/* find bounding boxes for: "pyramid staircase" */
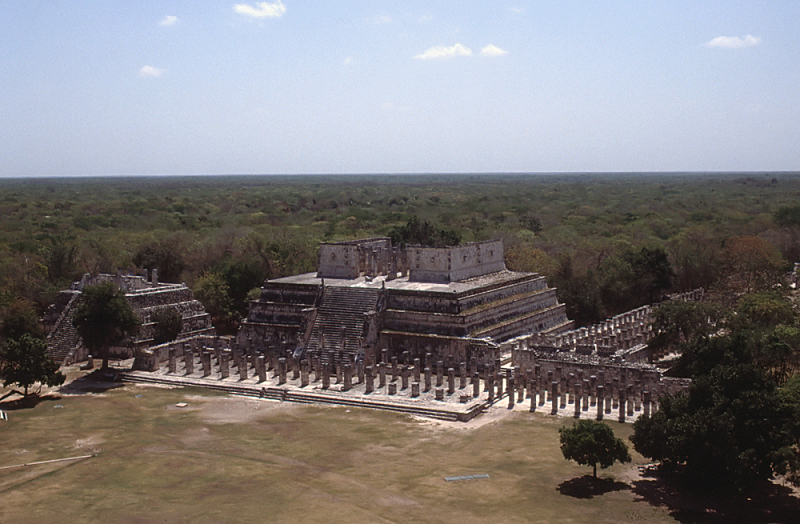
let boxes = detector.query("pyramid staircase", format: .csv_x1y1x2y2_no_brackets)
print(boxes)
46,292,83,365
305,286,380,356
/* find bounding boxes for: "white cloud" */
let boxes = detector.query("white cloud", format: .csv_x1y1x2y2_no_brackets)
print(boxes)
414,43,472,60
139,65,165,78
234,1,286,19
508,7,524,14
418,13,434,24
705,34,761,49
343,56,353,66
480,44,508,57
159,15,178,27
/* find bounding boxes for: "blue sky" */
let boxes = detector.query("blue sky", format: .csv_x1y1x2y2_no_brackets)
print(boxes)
2,1,798,176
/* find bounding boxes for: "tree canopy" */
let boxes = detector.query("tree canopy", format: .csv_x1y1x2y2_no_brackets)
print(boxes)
559,419,631,478
634,290,800,490
72,282,140,369
0,333,65,396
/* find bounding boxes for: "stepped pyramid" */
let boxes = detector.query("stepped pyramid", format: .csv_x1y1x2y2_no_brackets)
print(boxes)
239,238,572,366
45,272,215,365
306,286,379,354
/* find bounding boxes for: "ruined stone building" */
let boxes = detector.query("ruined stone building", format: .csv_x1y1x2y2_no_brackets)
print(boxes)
45,271,214,365
237,238,573,368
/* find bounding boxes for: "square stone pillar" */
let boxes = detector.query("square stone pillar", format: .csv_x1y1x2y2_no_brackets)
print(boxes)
582,379,590,411
322,363,330,390
381,348,388,365
202,352,211,378
388,382,397,395
508,377,515,409
239,358,248,380
605,382,613,414
401,366,409,390
365,365,374,394
596,385,604,420
551,382,559,415
618,387,626,423
343,364,352,392
459,362,467,389
424,367,432,392
220,351,230,379
168,348,177,374
574,384,581,418
301,360,309,387
391,356,398,382
487,374,495,402
413,358,421,383
258,355,267,383
411,382,420,398
436,361,444,387
447,367,455,395
472,372,480,398
185,349,194,375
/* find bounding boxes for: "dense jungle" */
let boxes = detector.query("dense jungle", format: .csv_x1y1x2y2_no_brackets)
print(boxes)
1,172,798,334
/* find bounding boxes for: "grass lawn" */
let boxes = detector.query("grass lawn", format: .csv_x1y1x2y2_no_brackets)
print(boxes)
0,374,796,524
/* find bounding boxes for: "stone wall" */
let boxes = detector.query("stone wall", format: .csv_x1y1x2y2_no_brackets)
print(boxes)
408,240,505,283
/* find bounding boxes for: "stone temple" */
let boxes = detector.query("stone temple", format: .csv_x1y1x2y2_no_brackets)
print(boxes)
237,238,573,367
45,271,214,365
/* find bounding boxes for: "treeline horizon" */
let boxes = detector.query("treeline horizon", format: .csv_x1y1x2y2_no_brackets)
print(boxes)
1,172,799,334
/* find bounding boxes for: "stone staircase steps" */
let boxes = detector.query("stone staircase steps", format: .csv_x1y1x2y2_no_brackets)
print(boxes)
306,287,379,355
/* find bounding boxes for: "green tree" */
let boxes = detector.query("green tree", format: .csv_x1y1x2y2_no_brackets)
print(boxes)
388,216,460,248
150,307,183,346
133,240,186,283
647,300,722,359
72,282,140,369
193,272,237,335
1,299,45,344
559,419,631,478
631,364,800,490
0,334,65,396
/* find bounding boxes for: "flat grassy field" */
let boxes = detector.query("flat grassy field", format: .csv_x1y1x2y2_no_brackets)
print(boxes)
0,376,796,524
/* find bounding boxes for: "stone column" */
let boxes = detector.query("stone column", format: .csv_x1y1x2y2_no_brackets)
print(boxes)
589,375,597,406
643,390,651,417
322,362,330,390
391,356,398,382
545,371,553,402
472,372,480,398
301,360,309,387
388,382,397,395
568,373,575,404
202,352,211,377
343,364,352,392
411,382,420,398
596,385,604,420
487,375,495,402
574,383,581,418
220,351,230,379
582,379,590,411
292,359,300,380
529,381,537,412
618,386,626,423
612,378,620,409
277,358,286,385
447,367,455,395
381,348,388,365
436,361,444,387
508,376,515,409
239,357,248,380
627,384,634,416
424,367,432,392
605,382,613,414
185,349,194,375
459,362,467,389
168,348,177,374
413,358,421,383
551,382,559,415
365,365,374,394
378,362,386,388
258,355,267,383
401,366,409,390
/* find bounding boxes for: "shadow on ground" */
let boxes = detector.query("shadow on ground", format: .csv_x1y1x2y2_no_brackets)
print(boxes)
58,369,126,395
557,475,629,499
0,391,62,411
631,471,800,524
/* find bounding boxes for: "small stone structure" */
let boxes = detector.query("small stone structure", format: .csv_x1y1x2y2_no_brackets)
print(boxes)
45,270,215,365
